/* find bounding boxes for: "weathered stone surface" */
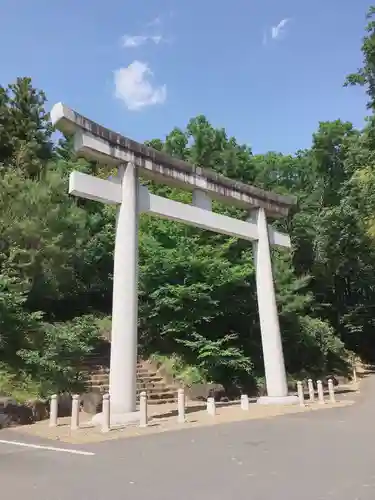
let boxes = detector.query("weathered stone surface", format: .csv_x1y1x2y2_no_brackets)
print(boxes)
0,398,12,428
0,396,16,410
51,103,297,218
85,357,179,406
323,375,340,387
81,391,103,414
0,397,33,426
189,383,226,402
26,400,49,421
0,412,11,428
58,393,73,417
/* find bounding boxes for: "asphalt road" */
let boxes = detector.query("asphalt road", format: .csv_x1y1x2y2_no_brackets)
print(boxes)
1,378,374,500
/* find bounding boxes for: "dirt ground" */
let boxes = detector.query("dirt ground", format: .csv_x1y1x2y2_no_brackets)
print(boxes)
7,381,359,444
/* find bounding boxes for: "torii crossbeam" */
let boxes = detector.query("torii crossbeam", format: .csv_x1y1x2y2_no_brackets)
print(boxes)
51,103,298,424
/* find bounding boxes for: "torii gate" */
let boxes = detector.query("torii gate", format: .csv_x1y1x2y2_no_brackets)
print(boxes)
51,103,298,424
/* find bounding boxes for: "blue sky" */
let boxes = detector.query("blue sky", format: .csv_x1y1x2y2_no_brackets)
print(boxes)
0,0,373,154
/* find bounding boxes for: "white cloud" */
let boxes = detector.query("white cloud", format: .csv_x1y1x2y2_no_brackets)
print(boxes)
146,16,161,27
271,18,290,40
114,60,167,111
151,35,163,44
263,18,291,45
121,34,164,48
122,35,148,48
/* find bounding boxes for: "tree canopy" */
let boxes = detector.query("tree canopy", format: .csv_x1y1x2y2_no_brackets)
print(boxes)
2,6,375,398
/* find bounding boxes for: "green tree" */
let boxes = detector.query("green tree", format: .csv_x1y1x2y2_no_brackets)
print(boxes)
0,273,42,368
18,315,101,395
0,77,52,176
345,6,375,110
8,25,375,399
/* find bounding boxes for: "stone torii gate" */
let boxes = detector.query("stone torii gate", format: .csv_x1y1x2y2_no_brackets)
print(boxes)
51,103,298,424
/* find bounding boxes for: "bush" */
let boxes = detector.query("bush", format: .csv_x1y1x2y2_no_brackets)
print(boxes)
176,332,253,387
0,364,43,402
0,274,42,367
285,315,349,378
18,315,101,396
149,353,205,386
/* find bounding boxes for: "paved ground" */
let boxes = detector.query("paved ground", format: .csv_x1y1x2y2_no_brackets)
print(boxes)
0,377,374,500
9,390,354,444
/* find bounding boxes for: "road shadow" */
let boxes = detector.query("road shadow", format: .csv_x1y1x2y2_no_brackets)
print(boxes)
151,399,247,419
360,368,375,376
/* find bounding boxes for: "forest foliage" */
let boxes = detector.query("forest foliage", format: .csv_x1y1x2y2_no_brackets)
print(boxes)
2,7,375,399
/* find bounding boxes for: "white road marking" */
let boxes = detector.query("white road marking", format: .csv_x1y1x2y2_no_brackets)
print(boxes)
0,439,95,456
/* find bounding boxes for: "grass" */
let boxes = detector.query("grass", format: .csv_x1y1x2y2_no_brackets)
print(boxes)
149,353,206,386
0,364,43,403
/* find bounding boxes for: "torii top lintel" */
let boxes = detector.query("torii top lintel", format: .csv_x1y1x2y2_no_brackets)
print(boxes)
50,103,297,218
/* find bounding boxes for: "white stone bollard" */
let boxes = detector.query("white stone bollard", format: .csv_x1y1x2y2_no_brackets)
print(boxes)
297,381,305,407
139,391,148,427
207,397,216,416
308,379,315,402
177,388,186,423
70,394,80,431
328,379,336,403
240,394,249,411
352,366,357,383
49,394,58,427
101,393,110,433
317,380,325,404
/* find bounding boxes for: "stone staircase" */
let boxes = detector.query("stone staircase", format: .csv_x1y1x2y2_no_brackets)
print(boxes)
86,357,178,405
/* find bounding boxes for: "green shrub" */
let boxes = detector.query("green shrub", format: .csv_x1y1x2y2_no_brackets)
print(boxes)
149,353,206,386
18,315,101,396
0,364,43,402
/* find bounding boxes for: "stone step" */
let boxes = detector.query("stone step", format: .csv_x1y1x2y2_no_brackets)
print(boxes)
90,384,175,398
137,368,157,376
139,388,175,397
86,357,178,405
86,362,150,369
83,360,109,367
90,373,108,381
88,369,159,377
139,375,163,383
85,369,109,376
146,392,176,400
90,376,109,385
87,384,171,394
137,382,169,391
90,384,108,392
148,399,176,405
89,375,166,385
89,386,176,404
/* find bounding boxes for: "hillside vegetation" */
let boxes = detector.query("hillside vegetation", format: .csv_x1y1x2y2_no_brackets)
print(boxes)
2,7,375,399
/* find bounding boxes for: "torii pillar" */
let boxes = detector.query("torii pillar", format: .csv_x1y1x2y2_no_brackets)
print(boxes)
251,208,289,402
109,163,139,420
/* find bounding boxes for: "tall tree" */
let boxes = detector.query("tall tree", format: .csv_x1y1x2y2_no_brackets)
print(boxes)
345,6,375,111
0,77,52,177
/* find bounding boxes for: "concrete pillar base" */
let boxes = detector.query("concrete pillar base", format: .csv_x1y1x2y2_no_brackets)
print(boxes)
257,395,299,406
91,410,140,427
